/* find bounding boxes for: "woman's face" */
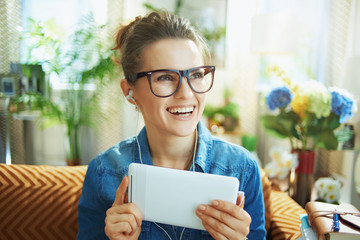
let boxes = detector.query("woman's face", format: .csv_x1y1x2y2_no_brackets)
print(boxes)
133,38,207,138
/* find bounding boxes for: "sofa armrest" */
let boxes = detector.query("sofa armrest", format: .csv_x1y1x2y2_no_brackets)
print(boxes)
0,164,87,240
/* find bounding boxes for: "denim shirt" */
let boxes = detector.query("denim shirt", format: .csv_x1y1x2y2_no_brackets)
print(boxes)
77,122,266,239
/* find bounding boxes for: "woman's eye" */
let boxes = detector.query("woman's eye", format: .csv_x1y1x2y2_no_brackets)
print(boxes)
157,75,174,81
191,72,204,79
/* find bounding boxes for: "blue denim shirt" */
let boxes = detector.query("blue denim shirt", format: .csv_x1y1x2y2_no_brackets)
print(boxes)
77,122,266,239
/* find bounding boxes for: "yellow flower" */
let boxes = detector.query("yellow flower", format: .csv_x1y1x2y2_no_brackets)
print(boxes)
291,85,299,93
290,93,309,118
282,77,292,87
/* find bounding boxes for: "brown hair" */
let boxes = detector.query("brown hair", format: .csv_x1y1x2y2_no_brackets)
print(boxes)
113,10,210,84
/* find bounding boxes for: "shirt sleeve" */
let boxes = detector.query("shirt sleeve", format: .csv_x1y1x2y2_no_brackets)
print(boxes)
77,159,108,240
243,158,267,239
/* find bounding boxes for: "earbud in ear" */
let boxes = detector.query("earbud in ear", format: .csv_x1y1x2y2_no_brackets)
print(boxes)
126,89,135,102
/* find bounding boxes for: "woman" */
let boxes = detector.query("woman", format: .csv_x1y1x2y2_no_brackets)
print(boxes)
78,11,266,240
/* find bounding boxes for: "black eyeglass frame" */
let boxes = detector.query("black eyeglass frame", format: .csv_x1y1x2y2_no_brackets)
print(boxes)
127,65,215,98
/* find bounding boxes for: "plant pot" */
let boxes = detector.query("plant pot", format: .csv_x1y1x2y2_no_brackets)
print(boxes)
66,159,81,166
64,127,81,165
223,116,239,132
290,149,315,207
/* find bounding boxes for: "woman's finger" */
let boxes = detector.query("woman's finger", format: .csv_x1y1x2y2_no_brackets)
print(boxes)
197,204,239,230
199,213,238,240
209,200,248,221
105,221,133,239
113,176,129,206
106,212,139,230
107,203,143,226
196,202,251,237
202,221,228,240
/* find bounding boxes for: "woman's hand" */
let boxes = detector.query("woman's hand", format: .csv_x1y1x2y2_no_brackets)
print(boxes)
105,176,143,240
196,195,251,240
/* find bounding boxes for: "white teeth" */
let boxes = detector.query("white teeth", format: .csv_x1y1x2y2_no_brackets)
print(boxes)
168,106,194,113
178,113,191,117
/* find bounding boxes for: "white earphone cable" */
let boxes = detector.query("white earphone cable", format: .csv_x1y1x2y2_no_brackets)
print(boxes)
154,222,173,240
192,126,198,172
179,227,186,239
134,110,143,164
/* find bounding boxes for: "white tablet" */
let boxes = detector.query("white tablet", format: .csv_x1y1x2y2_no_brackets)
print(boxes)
128,163,240,230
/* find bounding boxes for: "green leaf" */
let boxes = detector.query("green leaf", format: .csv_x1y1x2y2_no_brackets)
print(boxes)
335,126,354,143
278,110,300,122
218,101,240,118
327,113,341,130
313,129,338,150
260,115,293,139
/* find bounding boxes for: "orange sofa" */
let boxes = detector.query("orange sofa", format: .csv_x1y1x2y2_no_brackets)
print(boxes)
0,164,305,239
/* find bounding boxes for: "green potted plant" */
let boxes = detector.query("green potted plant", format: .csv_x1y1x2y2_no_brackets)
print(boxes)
17,14,117,165
203,88,240,132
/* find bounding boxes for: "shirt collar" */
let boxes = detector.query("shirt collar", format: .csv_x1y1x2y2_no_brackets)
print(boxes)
194,121,212,173
135,127,153,165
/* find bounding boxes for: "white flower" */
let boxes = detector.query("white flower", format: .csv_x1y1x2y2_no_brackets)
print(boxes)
281,151,298,169
265,146,298,180
276,168,290,180
264,162,277,178
324,190,340,203
269,146,284,163
314,177,341,203
315,178,327,199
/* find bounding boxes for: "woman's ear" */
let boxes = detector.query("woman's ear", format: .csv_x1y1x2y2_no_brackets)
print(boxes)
120,79,136,104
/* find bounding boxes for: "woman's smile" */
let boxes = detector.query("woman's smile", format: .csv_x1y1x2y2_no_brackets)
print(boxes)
167,105,195,117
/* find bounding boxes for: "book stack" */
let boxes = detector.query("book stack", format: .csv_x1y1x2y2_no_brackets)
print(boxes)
297,201,360,240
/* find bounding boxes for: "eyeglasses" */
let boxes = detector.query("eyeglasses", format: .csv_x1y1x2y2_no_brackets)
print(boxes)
127,66,215,97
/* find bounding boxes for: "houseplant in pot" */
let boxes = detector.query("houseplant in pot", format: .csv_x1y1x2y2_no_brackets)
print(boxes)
260,66,357,206
203,88,241,133
17,14,118,165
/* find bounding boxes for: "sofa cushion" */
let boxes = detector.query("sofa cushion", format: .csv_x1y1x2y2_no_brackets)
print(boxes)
259,168,305,239
0,164,87,240
269,189,305,239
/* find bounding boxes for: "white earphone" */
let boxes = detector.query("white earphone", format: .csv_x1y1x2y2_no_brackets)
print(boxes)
126,89,135,102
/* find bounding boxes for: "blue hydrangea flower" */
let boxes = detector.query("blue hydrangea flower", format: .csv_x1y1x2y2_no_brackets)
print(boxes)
266,86,292,110
330,90,354,123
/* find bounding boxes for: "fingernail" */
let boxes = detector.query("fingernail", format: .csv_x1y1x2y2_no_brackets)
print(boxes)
212,200,219,206
196,210,203,216
198,205,206,211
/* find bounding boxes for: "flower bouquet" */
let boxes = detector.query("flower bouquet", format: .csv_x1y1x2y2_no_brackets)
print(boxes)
261,66,357,206
261,66,357,152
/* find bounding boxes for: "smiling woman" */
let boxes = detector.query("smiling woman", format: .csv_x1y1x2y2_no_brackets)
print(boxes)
77,10,266,240
121,38,208,139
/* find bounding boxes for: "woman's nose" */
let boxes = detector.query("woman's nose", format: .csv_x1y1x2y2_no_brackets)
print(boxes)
174,76,194,98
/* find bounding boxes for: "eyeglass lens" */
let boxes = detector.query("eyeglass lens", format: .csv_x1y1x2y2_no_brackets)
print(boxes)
150,67,213,97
